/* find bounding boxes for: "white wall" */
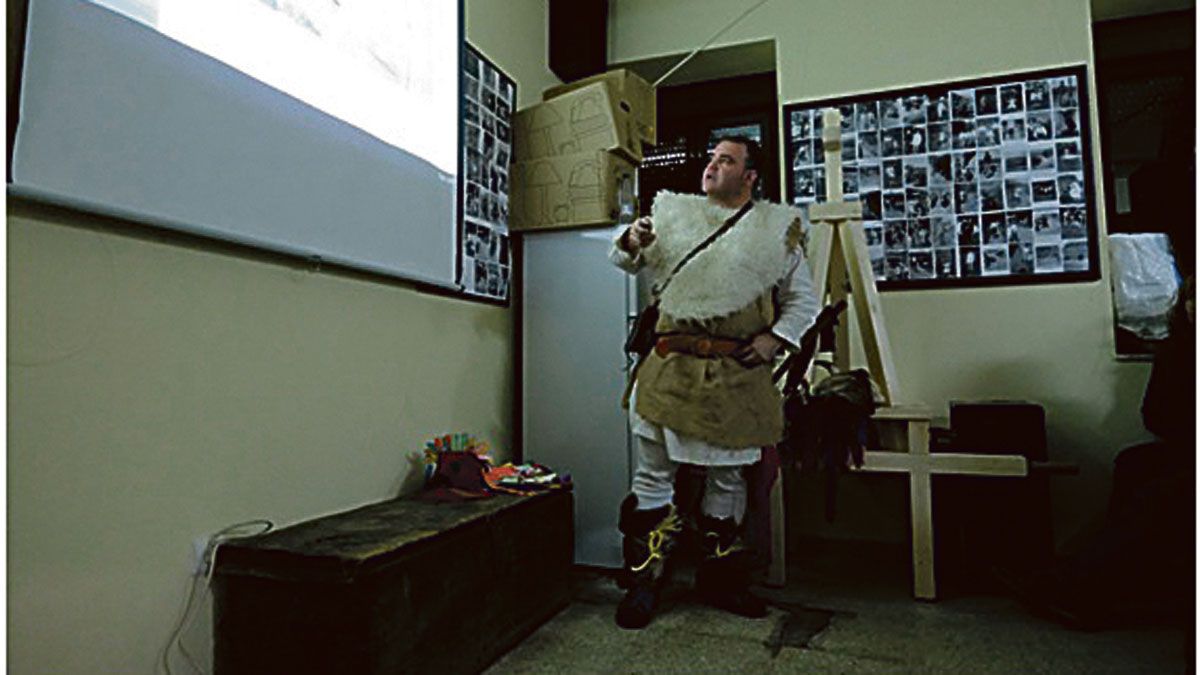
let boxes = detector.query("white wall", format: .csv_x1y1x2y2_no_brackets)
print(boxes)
5,2,557,672
608,0,1155,543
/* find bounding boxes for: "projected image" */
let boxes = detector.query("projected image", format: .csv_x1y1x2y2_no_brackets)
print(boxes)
87,0,460,174
458,43,515,303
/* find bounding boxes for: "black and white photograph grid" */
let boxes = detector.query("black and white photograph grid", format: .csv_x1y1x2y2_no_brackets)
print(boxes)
458,43,514,302
784,65,1099,290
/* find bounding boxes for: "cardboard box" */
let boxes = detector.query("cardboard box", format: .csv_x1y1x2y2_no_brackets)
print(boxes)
513,82,642,163
509,149,637,231
543,69,656,147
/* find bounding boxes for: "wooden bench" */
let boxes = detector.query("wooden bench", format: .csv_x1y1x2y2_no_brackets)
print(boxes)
212,490,573,674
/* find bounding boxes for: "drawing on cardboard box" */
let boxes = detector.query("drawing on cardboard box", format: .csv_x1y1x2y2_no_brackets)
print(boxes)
520,158,602,224
521,106,563,157
568,94,612,152
542,68,657,147
511,151,635,230
568,160,602,212
518,162,560,224
517,87,621,159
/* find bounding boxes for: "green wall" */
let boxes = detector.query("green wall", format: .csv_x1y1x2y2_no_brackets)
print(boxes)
608,0,1155,543
6,2,557,672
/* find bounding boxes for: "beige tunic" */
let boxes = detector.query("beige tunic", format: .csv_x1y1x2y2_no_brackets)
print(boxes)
635,296,782,448
612,192,821,456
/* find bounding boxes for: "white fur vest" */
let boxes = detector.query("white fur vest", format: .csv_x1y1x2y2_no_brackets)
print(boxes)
645,191,806,322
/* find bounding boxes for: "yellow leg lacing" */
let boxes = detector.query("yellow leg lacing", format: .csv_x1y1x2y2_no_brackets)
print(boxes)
705,532,746,559
631,506,682,573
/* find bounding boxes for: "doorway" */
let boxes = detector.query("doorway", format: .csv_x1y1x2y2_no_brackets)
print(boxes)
637,71,780,215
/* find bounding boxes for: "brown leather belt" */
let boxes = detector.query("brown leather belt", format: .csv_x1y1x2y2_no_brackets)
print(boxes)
654,335,744,358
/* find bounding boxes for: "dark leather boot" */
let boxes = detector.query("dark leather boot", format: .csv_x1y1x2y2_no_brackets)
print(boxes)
694,514,768,619
615,495,682,630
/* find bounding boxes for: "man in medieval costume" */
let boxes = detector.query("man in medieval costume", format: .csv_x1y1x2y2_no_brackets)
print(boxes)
609,136,820,629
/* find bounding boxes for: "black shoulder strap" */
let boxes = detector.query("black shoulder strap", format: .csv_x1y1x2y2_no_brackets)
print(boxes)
653,200,754,297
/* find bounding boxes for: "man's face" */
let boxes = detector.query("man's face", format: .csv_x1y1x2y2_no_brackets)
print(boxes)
702,140,756,202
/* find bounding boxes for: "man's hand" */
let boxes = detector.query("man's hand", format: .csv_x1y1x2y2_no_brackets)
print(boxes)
621,216,656,253
734,332,783,368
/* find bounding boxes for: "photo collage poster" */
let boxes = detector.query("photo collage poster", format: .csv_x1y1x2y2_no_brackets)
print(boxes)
783,65,1099,290
459,44,515,302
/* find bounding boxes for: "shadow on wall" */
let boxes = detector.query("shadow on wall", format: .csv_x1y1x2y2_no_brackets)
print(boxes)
464,305,515,460
954,355,1151,459
392,452,429,498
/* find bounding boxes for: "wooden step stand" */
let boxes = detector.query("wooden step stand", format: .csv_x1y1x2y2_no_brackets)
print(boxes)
767,108,1028,600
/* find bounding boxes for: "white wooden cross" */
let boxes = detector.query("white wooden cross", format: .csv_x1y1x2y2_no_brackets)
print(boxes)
767,108,1028,600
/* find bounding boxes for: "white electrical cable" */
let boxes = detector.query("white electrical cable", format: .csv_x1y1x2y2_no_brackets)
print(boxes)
652,0,773,88
161,519,274,675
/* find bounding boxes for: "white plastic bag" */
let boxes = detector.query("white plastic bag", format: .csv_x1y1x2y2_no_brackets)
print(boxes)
1108,233,1180,340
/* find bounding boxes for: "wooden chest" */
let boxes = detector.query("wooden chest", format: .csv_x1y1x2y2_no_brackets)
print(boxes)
212,490,573,674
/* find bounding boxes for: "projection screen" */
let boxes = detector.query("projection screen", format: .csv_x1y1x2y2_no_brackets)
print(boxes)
12,0,463,289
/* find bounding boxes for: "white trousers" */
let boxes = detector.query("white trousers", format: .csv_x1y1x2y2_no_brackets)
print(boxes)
631,432,748,521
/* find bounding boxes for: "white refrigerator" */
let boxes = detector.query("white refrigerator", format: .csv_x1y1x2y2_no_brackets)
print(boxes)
520,227,646,568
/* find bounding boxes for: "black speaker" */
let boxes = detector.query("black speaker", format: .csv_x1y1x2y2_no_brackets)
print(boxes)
949,400,1047,461
548,0,608,83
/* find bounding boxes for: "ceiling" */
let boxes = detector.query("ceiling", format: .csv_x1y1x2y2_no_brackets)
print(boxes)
611,2,1192,89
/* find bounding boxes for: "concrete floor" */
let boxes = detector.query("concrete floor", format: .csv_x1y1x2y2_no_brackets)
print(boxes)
486,542,1191,674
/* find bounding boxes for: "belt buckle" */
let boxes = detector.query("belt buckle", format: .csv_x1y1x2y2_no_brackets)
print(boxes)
695,338,713,357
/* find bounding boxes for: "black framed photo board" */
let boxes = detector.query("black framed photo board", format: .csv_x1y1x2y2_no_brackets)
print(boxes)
784,65,1099,290
458,43,515,303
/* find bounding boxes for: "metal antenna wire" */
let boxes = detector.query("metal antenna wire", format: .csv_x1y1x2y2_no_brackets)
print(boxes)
651,0,772,88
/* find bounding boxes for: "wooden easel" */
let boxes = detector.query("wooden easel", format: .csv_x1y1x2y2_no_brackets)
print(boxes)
767,109,1028,600
806,109,900,404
